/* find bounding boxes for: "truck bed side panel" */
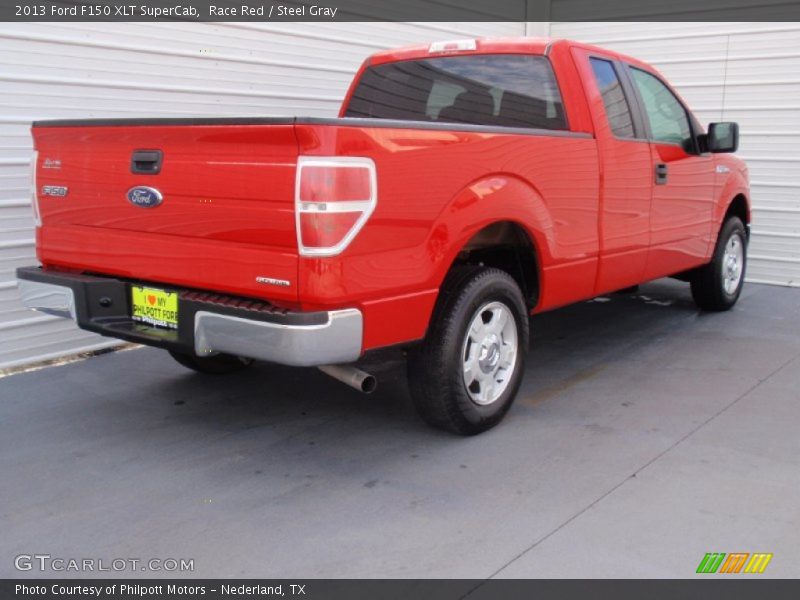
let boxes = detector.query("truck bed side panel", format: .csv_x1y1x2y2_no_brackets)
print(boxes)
294,122,600,348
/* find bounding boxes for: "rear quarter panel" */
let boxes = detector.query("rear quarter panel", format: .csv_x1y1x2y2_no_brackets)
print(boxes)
295,123,599,349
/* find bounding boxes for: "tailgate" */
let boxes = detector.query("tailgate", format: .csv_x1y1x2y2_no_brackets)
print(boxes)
32,119,299,303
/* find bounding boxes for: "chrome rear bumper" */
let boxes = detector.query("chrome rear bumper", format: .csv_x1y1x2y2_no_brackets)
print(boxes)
18,278,77,320
16,268,363,367
193,309,362,367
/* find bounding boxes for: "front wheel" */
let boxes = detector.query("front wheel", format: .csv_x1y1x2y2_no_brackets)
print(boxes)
690,216,747,311
407,266,529,435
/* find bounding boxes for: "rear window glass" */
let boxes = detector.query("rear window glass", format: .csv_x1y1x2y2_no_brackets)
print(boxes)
344,54,568,130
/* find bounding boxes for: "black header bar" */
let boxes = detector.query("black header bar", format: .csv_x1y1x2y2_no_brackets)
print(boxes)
3,0,800,21
4,579,800,600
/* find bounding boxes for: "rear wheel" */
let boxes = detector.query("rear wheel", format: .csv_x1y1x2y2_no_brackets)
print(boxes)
168,350,254,375
690,216,747,311
407,266,529,435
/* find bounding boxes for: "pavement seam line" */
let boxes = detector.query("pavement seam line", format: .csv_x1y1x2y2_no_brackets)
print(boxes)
463,348,800,592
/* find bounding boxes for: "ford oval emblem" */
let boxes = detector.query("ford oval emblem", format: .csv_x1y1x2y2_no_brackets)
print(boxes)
127,186,163,208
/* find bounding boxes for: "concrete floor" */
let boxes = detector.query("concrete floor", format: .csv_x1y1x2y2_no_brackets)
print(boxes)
1,279,799,579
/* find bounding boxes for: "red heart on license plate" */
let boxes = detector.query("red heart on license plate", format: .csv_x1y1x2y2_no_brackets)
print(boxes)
147,295,156,305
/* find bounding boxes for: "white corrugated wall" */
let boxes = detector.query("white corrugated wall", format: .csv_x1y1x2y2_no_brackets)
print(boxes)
549,21,800,288
3,21,797,369
0,22,524,369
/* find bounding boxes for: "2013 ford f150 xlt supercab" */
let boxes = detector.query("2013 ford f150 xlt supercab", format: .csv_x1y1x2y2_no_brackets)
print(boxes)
17,38,750,435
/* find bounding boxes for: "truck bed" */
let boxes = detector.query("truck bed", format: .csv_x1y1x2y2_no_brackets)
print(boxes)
32,116,599,319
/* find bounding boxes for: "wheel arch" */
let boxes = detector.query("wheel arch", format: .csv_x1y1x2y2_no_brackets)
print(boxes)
448,221,541,310
725,193,751,238
427,174,553,312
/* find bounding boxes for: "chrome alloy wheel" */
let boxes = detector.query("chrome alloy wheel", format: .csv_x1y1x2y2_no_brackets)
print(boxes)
461,301,518,406
722,231,745,295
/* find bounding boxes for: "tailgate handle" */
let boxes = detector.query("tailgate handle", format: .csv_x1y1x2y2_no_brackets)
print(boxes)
131,149,163,174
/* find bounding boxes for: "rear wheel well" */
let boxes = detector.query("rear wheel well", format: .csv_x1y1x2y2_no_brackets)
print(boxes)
450,222,539,309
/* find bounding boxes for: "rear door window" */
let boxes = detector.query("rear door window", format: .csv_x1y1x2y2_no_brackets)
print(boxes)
345,54,568,130
589,58,636,138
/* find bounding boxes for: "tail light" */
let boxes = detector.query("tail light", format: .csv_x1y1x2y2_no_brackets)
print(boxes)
31,150,41,227
295,156,377,257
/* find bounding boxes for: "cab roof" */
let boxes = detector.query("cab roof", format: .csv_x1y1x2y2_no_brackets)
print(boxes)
368,37,552,65
367,37,651,71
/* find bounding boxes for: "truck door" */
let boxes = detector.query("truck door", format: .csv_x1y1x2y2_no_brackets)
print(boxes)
573,49,653,294
625,66,716,280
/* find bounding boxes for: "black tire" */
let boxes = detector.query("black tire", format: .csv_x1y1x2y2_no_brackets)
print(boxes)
690,216,747,311
407,266,529,435
168,350,254,375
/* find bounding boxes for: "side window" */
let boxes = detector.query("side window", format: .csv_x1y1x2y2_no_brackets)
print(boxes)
630,68,693,150
589,58,635,138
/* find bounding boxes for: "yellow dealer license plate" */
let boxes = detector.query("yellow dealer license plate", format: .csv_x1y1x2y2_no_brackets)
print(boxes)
131,286,178,330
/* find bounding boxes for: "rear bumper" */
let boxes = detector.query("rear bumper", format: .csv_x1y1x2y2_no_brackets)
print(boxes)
16,267,362,367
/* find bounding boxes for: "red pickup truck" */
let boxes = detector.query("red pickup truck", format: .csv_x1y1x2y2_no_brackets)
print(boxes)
18,38,749,435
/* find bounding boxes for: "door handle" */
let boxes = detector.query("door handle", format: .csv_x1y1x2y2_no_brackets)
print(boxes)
655,163,668,185
131,149,163,175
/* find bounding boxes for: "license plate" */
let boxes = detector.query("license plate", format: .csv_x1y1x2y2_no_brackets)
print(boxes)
131,286,178,330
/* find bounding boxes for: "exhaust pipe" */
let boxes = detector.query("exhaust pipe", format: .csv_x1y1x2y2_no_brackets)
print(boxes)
318,365,377,394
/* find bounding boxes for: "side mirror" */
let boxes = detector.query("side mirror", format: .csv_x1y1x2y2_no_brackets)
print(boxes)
707,122,739,153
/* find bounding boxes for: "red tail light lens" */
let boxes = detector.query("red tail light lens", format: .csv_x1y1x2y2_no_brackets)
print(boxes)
299,165,372,202
298,211,362,249
295,157,377,257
